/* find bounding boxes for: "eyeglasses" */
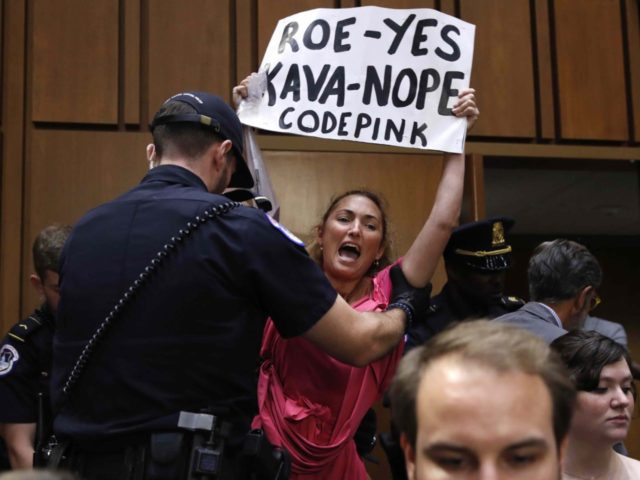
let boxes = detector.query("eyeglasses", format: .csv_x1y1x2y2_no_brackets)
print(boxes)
589,293,602,312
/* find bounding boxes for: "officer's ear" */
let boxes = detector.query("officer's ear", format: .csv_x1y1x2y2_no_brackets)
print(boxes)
30,273,45,298
146,144,158,169
210,140,233,171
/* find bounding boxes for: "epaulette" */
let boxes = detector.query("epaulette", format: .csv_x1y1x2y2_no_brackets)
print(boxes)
7,312,45,343
500,295,525,311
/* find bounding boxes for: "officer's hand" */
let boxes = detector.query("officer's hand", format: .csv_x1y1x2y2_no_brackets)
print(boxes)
387,265,431,331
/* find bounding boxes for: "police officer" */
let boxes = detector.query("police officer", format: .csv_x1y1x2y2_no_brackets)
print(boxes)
50,92,426,479
0,224,71,469
406,217,524,350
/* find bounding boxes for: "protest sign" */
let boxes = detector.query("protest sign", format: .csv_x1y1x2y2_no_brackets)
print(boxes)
238,6,475,153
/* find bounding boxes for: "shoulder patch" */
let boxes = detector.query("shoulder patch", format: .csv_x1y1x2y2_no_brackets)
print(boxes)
0,344,20,376
265,214,305,247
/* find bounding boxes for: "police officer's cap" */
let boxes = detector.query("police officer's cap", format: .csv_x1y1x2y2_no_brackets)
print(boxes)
150,92,254,189
444,217,515,272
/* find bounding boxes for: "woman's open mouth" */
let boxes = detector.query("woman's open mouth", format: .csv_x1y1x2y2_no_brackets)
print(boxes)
338,243,361,260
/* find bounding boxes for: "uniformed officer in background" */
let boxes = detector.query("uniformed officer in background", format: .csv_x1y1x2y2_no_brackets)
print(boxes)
406,216,524,349
49,92,426,479
0,224,71,469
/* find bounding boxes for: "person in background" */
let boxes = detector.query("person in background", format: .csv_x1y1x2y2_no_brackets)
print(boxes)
0,224,71,469
390,320,575,480
495,239,602,343
551,330,640,479
583,315,627,345
406,217,523,349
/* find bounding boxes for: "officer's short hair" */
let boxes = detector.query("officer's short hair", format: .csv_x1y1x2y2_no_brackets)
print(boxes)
32,224,72,279
151,101,225,160
389,320,575,450
528,239,602,303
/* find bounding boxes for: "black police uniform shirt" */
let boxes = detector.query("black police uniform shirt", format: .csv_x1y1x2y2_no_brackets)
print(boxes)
0,304,55,423
51,165,337,442
406,282,524,350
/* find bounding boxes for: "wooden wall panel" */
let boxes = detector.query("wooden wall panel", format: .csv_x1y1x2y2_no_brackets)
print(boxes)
462,153,485,221
460,0,536,138
626,0,640,141
1,1,27,333
554,0,628,141
534,0,555,139
0,2,3,119
124,0,141,125
439,0,456,16
361,0,435,8
236,0,258,81
147,0,233,117
21,130,149,312
257,0,335,60
31,0,119,124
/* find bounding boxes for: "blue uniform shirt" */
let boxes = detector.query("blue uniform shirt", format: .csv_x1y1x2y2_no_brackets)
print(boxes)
0,305,54,423
52,165,337,442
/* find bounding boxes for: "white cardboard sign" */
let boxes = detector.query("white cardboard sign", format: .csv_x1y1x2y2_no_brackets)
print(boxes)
238,6,475,153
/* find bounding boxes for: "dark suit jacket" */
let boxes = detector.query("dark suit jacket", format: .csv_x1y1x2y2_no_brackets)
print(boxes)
583,316,628,346
494,302,566,344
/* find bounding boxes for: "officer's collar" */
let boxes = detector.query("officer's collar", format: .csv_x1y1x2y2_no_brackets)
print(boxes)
36,302,56,326
443,282,490,319
141,164,210,191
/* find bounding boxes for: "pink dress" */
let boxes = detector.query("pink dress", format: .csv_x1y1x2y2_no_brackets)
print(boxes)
252,263,404,479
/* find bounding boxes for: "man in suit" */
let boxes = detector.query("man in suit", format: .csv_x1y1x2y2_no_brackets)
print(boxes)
583,315,627,345
495,239,602,344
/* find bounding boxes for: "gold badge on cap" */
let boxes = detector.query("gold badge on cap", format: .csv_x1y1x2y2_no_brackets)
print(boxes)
492,221,505,247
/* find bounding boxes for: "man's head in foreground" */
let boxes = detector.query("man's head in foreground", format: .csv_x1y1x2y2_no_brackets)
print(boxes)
390,321,576,480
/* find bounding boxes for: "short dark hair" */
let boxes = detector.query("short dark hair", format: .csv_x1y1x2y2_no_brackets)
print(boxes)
307,189,394,276
528,239,602,303
32,224,72,279
151,101,224,160
551,330,636,399
390,320,576,449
